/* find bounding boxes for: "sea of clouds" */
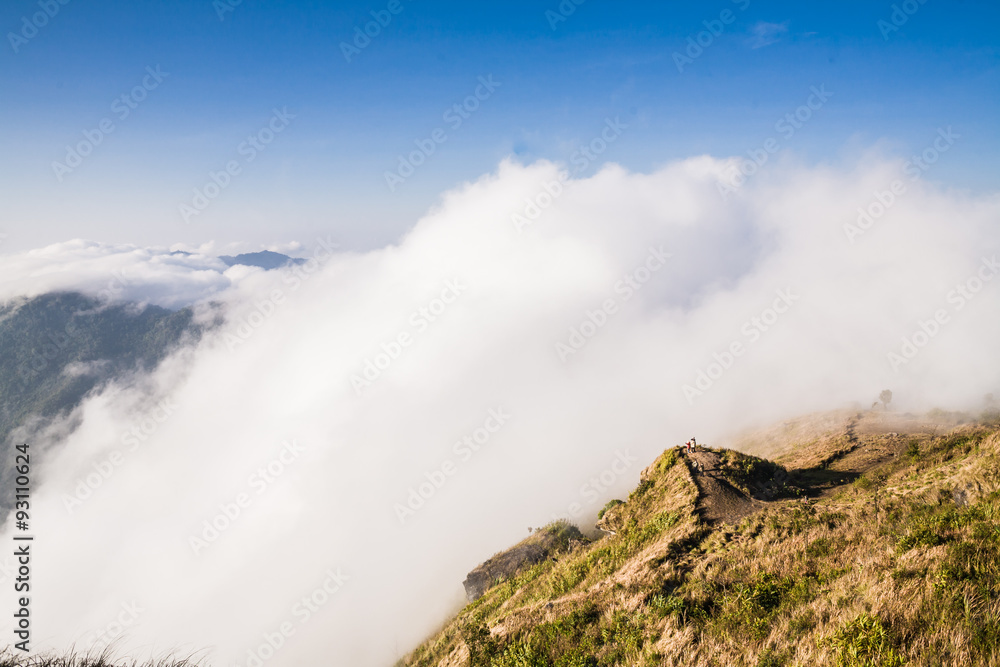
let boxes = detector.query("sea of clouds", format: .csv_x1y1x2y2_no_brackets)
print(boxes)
1,152,998,666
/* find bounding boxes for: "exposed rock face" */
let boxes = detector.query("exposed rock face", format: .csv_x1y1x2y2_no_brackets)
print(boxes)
462,524,584,602
462,543,548,602
595,500,625,534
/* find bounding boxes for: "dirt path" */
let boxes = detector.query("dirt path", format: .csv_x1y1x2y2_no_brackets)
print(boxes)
685,450,761,525
792,413,912,497
812,413,863,469
681,411,946,525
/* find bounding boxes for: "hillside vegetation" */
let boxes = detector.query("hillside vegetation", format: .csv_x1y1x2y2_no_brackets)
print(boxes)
0,649,199,667
401,410,1000,667
0,292,205,520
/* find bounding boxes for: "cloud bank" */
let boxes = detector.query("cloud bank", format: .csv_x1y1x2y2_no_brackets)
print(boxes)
1,152,999,666
0,240,259,309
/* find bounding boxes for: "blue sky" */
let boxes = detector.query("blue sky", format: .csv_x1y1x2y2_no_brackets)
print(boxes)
1,0,997,253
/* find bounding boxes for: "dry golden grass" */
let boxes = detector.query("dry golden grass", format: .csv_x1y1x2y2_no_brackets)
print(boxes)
399,411,1000,667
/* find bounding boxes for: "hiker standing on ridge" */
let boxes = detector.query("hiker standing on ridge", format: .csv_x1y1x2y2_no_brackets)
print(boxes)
691,437,697,451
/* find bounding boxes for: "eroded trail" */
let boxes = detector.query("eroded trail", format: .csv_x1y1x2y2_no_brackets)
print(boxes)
685,450,760,525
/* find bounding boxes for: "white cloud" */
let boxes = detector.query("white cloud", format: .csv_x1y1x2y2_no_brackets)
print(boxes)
1,153,999,666
749,21,789,49
0,240,237,309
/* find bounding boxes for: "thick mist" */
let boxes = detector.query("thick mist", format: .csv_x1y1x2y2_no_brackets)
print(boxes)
2,153,999,666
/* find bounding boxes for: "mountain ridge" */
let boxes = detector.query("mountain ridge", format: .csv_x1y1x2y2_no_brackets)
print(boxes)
0,292,206,522
218,250,306,270
401,409,1000,667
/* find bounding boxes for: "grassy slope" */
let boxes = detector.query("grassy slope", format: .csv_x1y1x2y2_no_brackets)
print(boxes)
400,413,1000,667
0,650,200,667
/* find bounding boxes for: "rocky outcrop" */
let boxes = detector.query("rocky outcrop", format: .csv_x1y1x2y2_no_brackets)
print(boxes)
462,523,584,602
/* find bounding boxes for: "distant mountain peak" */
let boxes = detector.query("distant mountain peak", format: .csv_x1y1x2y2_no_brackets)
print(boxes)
218,250,305,270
